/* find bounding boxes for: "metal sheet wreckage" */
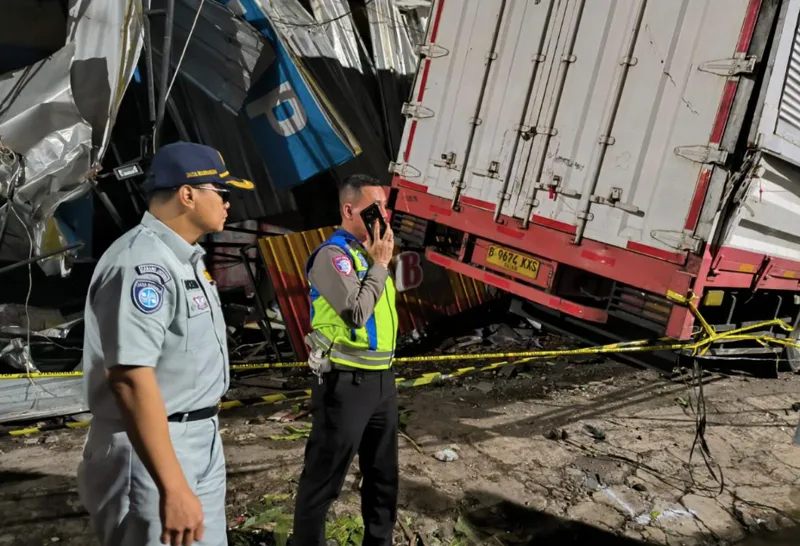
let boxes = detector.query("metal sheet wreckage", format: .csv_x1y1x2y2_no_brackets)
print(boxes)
1,0,145,275
0,0,146,423
0,0,434,423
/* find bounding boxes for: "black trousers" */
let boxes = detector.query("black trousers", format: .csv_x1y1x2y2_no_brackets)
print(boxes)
292,368,398,546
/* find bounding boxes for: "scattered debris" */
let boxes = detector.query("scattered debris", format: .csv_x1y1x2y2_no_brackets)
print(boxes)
453,335,483,351
497,365,518,378
583,424,607,441
268,406,310,422
599,487,637,518
484,324,521,346
634,507,698,525
434,449,459,462
268,423,312,441
474,382,493,394
544,428,569,441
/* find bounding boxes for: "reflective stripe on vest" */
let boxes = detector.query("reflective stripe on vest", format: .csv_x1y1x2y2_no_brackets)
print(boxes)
306,229,398,370
307,330,395,368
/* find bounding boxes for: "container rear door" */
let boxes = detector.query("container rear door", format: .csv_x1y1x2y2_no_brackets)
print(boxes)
398,0,757,255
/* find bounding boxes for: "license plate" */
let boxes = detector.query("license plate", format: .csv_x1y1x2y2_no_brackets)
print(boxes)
486,245,540,281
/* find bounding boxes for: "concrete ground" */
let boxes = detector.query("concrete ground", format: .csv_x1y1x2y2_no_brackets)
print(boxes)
1,358,800,545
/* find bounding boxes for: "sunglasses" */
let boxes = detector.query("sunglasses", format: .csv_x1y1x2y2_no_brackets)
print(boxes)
194,185,231,203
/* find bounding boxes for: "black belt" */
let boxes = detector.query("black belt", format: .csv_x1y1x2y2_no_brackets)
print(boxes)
167,403,220,423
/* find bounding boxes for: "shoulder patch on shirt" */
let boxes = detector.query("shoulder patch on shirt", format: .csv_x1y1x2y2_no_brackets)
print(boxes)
332,255,353,276
183,279,201,291
135,263,172,284
131,279,165,314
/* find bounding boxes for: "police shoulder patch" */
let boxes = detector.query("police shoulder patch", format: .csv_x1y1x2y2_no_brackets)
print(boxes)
135,263,172,284
332,255,353,276
131,278,165,314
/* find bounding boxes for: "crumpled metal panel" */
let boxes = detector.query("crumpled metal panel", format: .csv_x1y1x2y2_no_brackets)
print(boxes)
0,0,145,273
0,43,93,269
367,0,418,75
397,0,431,48
0,378,86,424
149,0,265,113
0,339,36,374
310,0,363,72
258,226,496,360
69,0,147,159
256,0,334,58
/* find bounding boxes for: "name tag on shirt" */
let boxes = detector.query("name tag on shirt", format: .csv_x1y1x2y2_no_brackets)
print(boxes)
184,279,201,290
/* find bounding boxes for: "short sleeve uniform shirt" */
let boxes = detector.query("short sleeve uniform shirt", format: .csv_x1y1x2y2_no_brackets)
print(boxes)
82,212,229,422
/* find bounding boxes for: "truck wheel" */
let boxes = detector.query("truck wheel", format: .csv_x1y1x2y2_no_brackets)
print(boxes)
787,327,800,373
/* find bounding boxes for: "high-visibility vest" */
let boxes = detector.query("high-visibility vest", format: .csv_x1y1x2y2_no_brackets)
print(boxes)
305,229,398,370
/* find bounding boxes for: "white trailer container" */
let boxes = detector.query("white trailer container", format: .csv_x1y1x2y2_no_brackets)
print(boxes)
389,0,800,353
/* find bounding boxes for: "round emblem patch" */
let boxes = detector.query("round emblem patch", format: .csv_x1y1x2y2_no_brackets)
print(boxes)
131,279,164,314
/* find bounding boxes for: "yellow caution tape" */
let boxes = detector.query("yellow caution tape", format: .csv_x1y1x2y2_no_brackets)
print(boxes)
2,291,797,383
4,291,798,439
1,420,90,438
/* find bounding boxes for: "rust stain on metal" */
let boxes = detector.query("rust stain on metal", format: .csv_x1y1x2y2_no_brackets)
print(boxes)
258,227,496,360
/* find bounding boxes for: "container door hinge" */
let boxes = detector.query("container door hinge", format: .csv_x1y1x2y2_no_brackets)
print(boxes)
674,144,729,166
650,230,703,253
401,102,435,119
698,54,757,76
388,162,422,178
415,43,450,59
683,236,704,253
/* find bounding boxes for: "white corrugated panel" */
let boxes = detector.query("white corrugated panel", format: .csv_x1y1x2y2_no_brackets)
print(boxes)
754,0,800,166
398,0,753,253
777,28,800,141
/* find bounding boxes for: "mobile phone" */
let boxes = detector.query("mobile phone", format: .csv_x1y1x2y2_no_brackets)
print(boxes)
360,203,387,241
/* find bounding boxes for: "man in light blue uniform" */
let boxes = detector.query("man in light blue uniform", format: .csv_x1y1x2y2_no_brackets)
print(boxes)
77,142,255,546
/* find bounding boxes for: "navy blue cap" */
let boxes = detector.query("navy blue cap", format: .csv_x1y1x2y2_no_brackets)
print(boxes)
146,141,254,193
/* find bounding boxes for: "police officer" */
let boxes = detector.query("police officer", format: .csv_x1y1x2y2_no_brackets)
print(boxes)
77,142,255,546
292,175,398,546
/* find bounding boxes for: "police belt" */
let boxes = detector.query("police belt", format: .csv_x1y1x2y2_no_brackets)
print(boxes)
167,401,221,423
307,330,394,368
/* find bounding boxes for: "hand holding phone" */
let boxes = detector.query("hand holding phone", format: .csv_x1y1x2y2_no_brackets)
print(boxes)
360,203,387,241
360,204,394,267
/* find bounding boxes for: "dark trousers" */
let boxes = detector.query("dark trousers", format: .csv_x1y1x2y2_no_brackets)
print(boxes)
292,369,399,546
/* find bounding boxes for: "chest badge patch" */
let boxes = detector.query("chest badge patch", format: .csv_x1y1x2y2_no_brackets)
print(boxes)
131,279,164,314
333,255,353,276
193,295,209,311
